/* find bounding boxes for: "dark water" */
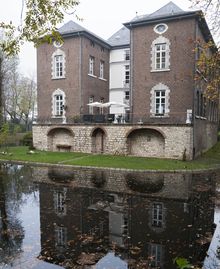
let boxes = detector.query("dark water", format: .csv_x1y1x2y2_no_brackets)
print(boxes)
0,164,220,269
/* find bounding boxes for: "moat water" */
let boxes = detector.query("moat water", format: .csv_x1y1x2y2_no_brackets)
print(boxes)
0,164,220,269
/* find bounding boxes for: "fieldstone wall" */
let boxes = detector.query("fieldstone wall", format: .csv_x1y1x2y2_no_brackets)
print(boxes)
33,124,193,160
32,166,193,199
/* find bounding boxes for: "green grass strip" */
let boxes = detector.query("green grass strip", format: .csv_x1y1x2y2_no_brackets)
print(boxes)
0,142,219,171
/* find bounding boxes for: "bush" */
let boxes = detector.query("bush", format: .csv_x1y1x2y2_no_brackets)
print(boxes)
20,132,33,148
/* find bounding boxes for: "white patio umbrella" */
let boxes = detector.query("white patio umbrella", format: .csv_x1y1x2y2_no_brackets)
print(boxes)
102,101,129,108
87,101,103,107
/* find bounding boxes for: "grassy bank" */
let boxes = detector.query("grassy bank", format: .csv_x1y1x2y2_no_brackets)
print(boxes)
0,142,220,171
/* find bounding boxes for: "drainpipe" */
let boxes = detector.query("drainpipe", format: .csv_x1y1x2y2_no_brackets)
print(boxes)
192,20,198,159
129,24,134,123
79,33,83,117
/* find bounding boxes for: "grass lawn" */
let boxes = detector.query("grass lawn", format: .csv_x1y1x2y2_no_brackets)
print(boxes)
0,142,220,171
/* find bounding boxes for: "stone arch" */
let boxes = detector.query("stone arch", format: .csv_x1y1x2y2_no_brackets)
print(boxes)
126,128,165,158
91,127,106,153
47,127,74,152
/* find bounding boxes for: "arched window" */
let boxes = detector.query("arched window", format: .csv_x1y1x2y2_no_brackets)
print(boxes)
52,89,66,117
51,49,66,79
150,83,170,117
151,36,170,71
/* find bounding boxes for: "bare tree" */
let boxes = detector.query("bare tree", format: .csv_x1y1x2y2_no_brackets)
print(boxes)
190,0,220,40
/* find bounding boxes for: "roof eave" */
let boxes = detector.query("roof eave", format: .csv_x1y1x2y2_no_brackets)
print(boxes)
61,31,111,49
124,11,199,29
109,44,130,49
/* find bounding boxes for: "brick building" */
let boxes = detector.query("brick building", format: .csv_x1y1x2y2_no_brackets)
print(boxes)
33,2,219,160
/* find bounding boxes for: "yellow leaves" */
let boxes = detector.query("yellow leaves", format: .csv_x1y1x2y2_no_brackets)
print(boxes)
0,0,80,55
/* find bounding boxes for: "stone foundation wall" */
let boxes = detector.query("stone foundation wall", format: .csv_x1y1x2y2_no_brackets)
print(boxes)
33,124,193,159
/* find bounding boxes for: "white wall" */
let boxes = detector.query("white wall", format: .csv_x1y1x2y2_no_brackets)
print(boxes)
109,47,130,116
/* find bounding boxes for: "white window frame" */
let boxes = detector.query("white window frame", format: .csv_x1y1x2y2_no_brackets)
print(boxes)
155,43,166,70
52,89,66,117
151,36,170,72
150,83,170,117
55,225,67,248
155,90,166,115
99,60,104,79
124,65,130,87
54,188,67,216
154,23,168,35
148,243,164,268
55,55,63,77
124,49,130,61
51,49,66,79
152,203,163,227
89,56,95,76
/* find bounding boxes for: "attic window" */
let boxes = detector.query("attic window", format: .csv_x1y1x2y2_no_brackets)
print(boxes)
154,24,168,34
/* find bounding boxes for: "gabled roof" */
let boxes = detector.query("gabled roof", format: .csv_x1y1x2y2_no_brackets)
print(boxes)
123,1,213,44
148,1,184,17
124,1,197,27
58,20,111,49
107,26,130,48
59,20,87,34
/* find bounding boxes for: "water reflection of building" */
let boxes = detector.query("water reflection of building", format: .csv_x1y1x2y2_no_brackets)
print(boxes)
35,167,216,268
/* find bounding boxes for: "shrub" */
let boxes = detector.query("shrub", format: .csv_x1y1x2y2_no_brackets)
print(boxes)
20,132,33,148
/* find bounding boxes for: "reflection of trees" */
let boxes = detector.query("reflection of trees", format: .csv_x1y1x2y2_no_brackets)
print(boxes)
0,164,37,265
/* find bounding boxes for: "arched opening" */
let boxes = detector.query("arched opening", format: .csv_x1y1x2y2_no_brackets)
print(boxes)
126,173,164,193
91,128,106,153
47,128,74,152
127,128,165,158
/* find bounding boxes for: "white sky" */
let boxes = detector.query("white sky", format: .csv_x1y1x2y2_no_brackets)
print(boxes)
1,0,193,78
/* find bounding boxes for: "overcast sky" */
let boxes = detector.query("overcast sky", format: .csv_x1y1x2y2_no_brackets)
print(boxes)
1,0,193,78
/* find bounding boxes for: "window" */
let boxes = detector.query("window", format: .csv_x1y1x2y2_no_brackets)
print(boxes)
124,49,130,61
154,23,168,34
52,49,66,79
55,95,64,116
150,83,170,117
155,43,166,69
52,89,66,117
152,203,163,227
89,96,94,114
100,61,104,79
54,189,67,215
151,36,170,71
89,56,95,75
55,225,67,248
124,65,130,86
55,55,63,77
149,243,164,268
125,91,130,100
155,90,166,115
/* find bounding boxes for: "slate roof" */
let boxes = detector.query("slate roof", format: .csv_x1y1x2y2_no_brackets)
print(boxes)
123,1,213,44
107,26,130,48
124,1,197,27
58,20,111,48
59,20,87,34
